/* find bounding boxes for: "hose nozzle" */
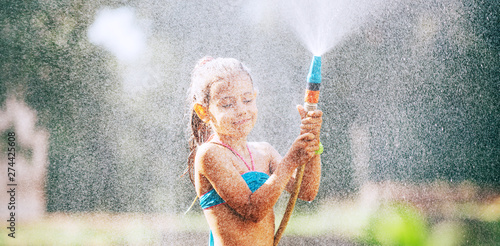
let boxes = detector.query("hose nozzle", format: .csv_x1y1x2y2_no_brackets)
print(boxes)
304,56,321,112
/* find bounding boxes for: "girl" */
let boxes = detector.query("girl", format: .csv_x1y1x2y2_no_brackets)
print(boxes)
187,56,322,246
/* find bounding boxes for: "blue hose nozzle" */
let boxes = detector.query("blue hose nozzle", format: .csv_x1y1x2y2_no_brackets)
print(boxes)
307,56,321,84
304,56,322,111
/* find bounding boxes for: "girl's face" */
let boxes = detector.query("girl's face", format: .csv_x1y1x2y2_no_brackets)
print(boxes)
207,72,257,139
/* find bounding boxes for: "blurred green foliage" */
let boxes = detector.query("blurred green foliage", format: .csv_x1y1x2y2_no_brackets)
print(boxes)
1,0,114,212
364,203,428,246
359,202,500,246
361,203,500,246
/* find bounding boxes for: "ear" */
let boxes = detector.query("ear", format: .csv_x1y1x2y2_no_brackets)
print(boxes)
194,103,209,122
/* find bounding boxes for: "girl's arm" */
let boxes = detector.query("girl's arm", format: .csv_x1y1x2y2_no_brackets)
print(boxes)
270,106,323,201
286,151,321,201
269,145,321,202
196,133,317,223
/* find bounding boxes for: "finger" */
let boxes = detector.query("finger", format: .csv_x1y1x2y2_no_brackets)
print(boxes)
297,105,307,119
302,129,320,137
304,142,318,150
300,122,322,131
307,110,323,118
308,138,320,147
300,129,318,137
301,124,321,134
301,117,322,125
298,132,315,142
305,146,318,154
306,146,318,157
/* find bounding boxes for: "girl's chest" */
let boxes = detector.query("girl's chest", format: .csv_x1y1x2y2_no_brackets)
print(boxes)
238,146,272,175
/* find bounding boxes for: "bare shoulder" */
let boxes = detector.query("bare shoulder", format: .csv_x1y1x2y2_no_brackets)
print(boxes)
194,142,225,173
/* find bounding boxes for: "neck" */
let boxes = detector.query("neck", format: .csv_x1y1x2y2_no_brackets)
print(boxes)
214,133,248,152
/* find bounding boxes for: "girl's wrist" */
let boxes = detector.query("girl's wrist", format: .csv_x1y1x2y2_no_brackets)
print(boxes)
278,155,299,175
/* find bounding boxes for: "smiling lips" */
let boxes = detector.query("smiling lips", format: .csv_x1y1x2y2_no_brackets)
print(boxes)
233,118,252,125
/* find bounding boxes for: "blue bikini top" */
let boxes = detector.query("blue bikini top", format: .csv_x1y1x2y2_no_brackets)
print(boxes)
200,171,269,209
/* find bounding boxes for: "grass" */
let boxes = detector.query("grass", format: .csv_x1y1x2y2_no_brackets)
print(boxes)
284,195,500,246
0,213,208,245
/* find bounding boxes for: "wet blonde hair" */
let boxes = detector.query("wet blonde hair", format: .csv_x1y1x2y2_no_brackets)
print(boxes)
185,56,253,184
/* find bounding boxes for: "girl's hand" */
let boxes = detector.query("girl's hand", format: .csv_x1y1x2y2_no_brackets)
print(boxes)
297,105,323,140
284,106,323,168
287,132,318,168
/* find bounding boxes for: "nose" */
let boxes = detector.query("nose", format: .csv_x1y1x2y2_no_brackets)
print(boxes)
234,99,247,116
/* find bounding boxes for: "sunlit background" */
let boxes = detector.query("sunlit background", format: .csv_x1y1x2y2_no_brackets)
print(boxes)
0,0,498,245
